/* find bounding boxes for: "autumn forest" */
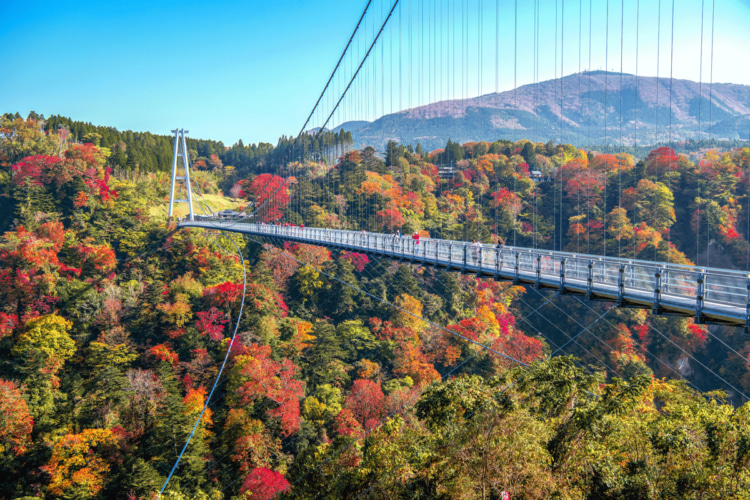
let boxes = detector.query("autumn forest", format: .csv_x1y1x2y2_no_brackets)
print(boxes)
3,111,750,500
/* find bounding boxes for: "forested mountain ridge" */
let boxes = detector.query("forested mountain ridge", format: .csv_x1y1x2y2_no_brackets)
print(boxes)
341,71,750,150
3,114,750,499
0,113,354,182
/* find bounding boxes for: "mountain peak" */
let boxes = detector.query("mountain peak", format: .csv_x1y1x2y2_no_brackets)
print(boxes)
340,73,750,150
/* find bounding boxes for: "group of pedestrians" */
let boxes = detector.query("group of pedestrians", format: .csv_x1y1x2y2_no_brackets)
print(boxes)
384,229,423,255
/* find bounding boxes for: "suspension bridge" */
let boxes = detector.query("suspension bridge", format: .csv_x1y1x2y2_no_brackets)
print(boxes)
167,0,748,329
180,220,750,328
155,0,750,495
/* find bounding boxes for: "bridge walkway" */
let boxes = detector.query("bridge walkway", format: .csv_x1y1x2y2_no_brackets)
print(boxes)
179,220,750,328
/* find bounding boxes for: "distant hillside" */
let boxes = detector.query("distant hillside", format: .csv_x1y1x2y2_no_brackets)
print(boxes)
339,71,750,151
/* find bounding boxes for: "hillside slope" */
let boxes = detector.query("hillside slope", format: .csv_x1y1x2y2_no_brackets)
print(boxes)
341,71,750,150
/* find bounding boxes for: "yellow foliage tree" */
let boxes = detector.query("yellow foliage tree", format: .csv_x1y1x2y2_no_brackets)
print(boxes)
296,266,324,305
392,294,425,333
87,341,137,370
42,428,119,498
12,314,75,369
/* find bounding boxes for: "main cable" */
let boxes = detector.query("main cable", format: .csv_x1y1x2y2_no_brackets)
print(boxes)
243,1,374,221
159,231,247,495
249,0,401,222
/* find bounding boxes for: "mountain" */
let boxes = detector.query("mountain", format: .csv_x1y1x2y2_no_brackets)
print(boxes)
339,71,750,151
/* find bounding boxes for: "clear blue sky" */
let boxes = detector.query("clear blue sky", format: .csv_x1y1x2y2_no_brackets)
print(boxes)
2,0,749,147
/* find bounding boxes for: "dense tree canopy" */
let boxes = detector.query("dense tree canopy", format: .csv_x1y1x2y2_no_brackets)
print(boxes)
2,113,750,499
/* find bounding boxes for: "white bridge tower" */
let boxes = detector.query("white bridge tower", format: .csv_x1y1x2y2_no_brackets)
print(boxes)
168,128,195,221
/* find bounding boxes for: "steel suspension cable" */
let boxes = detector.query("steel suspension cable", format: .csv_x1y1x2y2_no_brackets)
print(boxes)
619,0,624,259
251,0,401,221
554,0,558,252
634,0,639,259
513,0,517,247
554,285,743,399
707,0,715,266
495,0,499,242
577,0,582,254
655,0,661,262
159,232,247,495
668,0,674,265
350,301,618,499
604,0,609,258
697,0,704,265
587,0,592,254
525,287,701,391
226,237,543,498
245,0,374,220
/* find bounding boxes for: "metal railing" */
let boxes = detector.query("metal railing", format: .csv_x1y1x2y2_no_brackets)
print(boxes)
181,220,750,326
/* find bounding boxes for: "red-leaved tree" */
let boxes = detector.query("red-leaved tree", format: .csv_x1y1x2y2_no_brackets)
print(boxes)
242,174,290,222
231,343,305,436
239,467,289,500
196,307,228,341
344,379,385,428
376,208,405,230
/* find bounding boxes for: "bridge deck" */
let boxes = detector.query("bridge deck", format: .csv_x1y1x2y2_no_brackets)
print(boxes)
179,220,750,328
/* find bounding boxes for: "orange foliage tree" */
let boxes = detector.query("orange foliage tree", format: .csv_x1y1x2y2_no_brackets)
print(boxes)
0,379,33,456
42,428,120,498
229,343,305,436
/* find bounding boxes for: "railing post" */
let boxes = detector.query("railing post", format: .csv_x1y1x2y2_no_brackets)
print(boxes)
514,252,520,284
745,276,750,333
587,260,594,299
629,261,635,287
653,267,664,315
560,257,567,293
535,254,542,289
618,264,626,305
449,243,453,265
696,272,706,324
495,247,500,279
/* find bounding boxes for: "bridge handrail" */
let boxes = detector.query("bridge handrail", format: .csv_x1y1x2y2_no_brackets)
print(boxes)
237,222,748,278
185,219,750,311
